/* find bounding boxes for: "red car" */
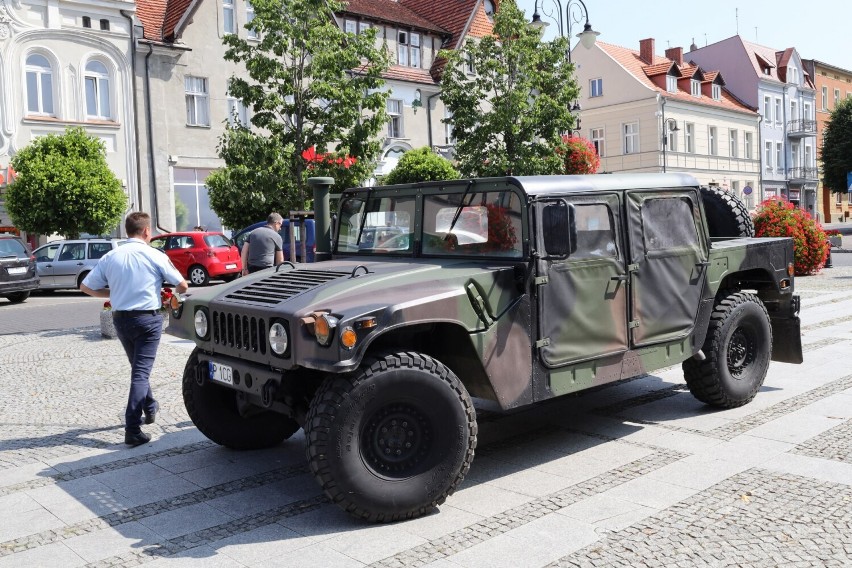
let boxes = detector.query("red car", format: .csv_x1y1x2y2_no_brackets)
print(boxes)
149,231,242,286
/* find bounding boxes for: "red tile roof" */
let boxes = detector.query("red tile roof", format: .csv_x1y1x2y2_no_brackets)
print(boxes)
400,0,486,48
136,0,169,41
382,65,439,84
343,0,448,34
598,40,756,114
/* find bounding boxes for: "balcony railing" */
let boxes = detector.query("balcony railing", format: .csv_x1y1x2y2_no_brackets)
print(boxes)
787,119,817,136
786,167,819,181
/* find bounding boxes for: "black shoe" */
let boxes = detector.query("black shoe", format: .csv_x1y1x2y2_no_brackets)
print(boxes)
144,405,158,425
125,431,151,447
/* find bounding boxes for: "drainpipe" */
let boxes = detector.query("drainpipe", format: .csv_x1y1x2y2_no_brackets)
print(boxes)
426,91,441,149
120,10,142,224
661,96,667,173
144,42,168,232
757,113,764,201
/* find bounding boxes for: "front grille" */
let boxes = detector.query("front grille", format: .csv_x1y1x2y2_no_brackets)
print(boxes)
212,311,267,354
224,268,349,306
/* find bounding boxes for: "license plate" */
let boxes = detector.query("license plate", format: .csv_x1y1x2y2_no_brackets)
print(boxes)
208,361,233,385
225,263,236,270
7,267,26,275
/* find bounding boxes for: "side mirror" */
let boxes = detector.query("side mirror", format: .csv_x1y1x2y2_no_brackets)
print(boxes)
542,201,577,259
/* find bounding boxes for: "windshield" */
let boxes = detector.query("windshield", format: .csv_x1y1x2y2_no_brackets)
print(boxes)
335,188,523,258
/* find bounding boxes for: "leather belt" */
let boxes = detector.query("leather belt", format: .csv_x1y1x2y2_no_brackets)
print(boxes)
112,310,159,318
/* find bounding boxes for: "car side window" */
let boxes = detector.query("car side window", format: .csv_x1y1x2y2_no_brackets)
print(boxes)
88,242,113,260
180,236,194,249
58,243,86,261
35,244,60,262
641,197,700,254
149,238,166,251
571,203,618,260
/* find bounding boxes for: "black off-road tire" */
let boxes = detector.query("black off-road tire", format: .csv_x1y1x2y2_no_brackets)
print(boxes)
182,348,300,449
305,352,477,522
700,185,754,238
5,291,30,303
683,292,772,408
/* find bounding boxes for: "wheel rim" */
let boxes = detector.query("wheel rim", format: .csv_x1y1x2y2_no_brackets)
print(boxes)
191,268,206,284
361,403,432,478
727,326,756,379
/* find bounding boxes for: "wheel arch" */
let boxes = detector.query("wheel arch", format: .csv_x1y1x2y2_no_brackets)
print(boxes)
362,322,498,403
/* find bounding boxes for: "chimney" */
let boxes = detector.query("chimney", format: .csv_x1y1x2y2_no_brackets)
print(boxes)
665,47,683,65
639,38,655,64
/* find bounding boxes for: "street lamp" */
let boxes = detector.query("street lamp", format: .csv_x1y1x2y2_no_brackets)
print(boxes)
530,0,600,64
662,118,680,173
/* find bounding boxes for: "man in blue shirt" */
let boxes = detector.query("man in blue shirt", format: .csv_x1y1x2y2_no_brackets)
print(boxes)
82,212,188,446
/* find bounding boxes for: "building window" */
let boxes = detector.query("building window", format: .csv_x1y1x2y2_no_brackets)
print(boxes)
466,51,475,74
666,75,676,93
397,31,420,67
623,122,639,154
227,97,249,127
590,78,603,97
84,60,111,120
185,76,210,126
775,98,782,125
791,141,800,169
666,123,677,152
789,66,798,84
790,100,798,121
82,16,91,28
444,108,454,144
99,19,109,31
835,88,841,107
745,132,753,159
685,122,694,153
387,99,402,138
763,95,771,121
764,141,772,170
690,79,700,97
804,144,812,167
837,191,843,205
729,129,737,158
804,102,811,121
775,142,783,172
25,53,54,116
344,19,356,34
358,21,370,34
822,86,828,110
246,1,257,39
223,0,235,34
708,126,718,155
591,127,605,156
712,84,721,100
173,168,223,231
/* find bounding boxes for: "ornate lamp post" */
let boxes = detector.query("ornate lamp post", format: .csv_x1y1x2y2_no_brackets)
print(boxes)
529,0,600,65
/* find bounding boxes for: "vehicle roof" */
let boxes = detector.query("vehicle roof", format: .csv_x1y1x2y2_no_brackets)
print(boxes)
348,173,701,197
153,231,227,237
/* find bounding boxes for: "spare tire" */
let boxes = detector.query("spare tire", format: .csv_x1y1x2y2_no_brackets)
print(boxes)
700,185,754,238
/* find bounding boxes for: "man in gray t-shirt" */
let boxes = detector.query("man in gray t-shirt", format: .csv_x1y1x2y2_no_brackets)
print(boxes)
241,212,285,274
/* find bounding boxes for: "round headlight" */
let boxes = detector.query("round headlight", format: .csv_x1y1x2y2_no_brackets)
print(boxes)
194,309,208,338
269,322,289,355
315,313,338,346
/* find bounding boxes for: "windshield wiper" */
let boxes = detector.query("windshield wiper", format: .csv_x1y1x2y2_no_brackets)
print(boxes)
445,180,475,239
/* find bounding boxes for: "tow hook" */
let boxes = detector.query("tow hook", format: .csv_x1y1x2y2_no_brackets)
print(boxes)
261,380,278,408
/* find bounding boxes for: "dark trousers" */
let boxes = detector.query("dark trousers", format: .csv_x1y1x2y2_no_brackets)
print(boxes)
114,313,162,432
248,264,270,273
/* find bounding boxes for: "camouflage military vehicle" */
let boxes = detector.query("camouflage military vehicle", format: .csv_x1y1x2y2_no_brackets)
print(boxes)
168,173,803,522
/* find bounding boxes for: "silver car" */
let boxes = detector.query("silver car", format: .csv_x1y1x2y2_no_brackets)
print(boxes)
32,238,125,291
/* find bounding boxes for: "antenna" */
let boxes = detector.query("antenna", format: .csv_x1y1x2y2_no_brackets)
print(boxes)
755,27,758,43
704,33,708,46
736,8,739,35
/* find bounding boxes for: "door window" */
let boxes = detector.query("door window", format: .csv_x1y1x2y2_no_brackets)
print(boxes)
35,244,60,262
58,243,86,261
572,204,617,259
640,197,700,254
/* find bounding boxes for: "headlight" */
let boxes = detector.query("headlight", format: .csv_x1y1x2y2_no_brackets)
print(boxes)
194,309,208,338
269,322,289,355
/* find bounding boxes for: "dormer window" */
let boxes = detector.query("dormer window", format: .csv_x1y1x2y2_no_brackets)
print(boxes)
712,84,721,100
483,0,495,19
691,79,700,97
397,31,420,68
666,75,677,93
789,66,799,84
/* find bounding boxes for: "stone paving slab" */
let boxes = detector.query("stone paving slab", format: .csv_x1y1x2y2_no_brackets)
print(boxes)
1,268,851,567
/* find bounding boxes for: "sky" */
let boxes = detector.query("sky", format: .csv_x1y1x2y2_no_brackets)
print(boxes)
516,0,852,72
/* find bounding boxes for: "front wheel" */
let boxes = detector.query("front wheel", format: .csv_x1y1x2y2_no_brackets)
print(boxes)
305,352,477,522
182,349,300,449
188,265,210,286
683,292,772,408
5,291,30,303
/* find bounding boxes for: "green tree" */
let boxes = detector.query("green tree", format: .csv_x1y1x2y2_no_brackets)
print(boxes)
383,147,460,185
5,127,126,238
207,0,390,226
439,0,578,177
821,97,852,194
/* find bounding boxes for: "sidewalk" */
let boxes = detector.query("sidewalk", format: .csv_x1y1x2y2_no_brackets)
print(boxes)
1,270,851,567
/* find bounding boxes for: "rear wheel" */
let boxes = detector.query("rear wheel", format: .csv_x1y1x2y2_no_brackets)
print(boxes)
683,292,772,408
305,352,477,522
189,265,210,286
5,291,30,303
182,349,300,449
77,272,89,290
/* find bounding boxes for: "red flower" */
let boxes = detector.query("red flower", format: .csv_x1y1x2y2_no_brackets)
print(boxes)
103,300,111,311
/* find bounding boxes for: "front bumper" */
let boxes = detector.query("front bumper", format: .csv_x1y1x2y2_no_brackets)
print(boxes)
190,350,285,403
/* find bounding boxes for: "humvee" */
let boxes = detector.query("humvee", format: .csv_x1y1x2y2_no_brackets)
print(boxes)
168,174,803,522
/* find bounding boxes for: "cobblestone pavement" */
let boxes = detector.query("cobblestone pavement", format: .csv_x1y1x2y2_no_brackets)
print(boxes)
1,268,851,567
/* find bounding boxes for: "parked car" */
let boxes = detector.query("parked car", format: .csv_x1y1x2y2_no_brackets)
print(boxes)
232,219,316,262
149,231,241,286
0,234,39,303
32,238,125,291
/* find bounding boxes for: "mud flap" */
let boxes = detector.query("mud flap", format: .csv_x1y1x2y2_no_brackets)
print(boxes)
770,316,803,364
